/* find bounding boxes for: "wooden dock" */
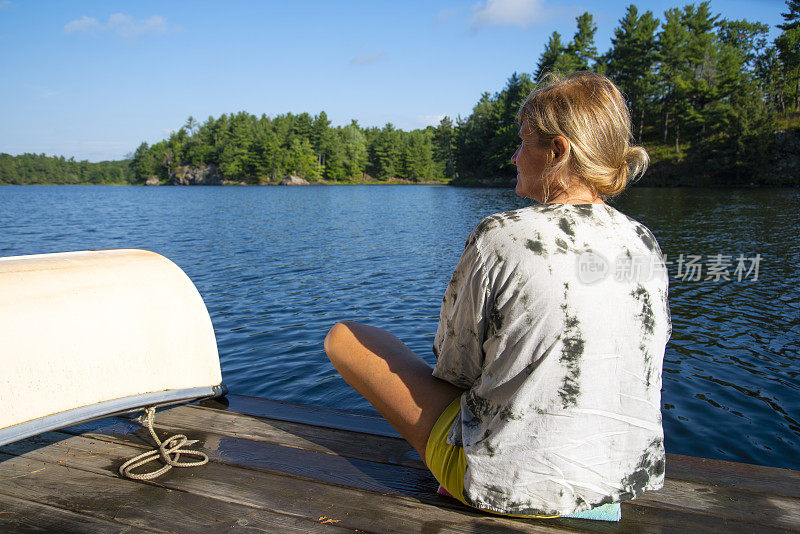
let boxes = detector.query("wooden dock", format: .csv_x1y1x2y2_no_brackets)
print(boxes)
1,394,798,533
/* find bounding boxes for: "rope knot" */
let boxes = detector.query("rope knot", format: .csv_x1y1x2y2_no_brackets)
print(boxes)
119,406,210,480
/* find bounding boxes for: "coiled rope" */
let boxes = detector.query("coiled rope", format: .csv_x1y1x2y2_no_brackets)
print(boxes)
119,406,209,480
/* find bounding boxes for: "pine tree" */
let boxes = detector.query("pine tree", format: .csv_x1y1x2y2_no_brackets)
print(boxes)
570,12,598,71
311,111,331,160
776,0,800,109
656,2,720,154
400,130,435,181
132,142,159,183
370,123,402,179
489,73,535,174
341,120,368,180
433,116,456,179
252,130,281,183
718,19,770,71
288,138,322,180
535,32,564,80
184,116,199,135
454,92,499,178
656,7,689,150
547,12,598,76
607,5,660,141
293,112,315,141
755,46,787,113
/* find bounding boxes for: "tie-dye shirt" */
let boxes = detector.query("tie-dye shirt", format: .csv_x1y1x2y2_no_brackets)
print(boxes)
432,202,671,516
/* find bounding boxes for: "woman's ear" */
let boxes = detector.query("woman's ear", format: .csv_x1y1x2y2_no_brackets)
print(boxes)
551,136,570,163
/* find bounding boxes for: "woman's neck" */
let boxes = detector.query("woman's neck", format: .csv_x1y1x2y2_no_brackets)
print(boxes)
548,186,605,205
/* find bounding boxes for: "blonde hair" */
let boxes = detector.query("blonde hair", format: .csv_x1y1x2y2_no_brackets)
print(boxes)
517,71,649,202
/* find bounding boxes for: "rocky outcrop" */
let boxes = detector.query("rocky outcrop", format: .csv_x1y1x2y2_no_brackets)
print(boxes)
145,176,160,186
278,175,311,186
170,164,223,186
775,129,800,185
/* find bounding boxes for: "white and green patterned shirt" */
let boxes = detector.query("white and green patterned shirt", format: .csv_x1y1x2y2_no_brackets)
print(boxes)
432,202,671,516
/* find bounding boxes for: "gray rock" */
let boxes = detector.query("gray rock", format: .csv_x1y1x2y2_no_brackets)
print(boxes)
278,175,311,186
145,176,160,186
170,164,223,185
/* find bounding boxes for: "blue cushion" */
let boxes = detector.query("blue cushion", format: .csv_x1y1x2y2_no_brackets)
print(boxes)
563,502,621,521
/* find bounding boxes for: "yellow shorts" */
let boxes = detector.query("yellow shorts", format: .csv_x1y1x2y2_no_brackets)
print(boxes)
425,396,560,519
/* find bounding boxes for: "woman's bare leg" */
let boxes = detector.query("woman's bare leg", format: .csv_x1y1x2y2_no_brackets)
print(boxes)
324,321,463,462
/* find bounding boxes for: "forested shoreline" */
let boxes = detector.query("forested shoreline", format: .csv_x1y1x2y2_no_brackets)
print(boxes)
2,1,798,187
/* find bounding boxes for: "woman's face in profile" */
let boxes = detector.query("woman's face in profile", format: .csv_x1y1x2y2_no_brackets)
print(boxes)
511,127,549,201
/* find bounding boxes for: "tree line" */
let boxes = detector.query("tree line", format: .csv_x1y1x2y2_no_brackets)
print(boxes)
0,153,134,185
130,112,453,184
2,1,798,187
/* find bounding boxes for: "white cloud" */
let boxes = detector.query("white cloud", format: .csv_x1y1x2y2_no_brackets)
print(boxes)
64,15,99,34
107,13,168,37
64,13,171,37
349,53,385,66
470,0,546,30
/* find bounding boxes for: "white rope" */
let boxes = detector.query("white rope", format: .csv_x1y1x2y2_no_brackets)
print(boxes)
119,406,209,480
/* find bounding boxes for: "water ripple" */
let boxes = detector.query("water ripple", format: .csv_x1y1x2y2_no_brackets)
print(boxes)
0,184,798,470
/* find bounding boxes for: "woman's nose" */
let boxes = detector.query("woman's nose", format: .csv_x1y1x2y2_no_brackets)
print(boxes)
511,145,520,165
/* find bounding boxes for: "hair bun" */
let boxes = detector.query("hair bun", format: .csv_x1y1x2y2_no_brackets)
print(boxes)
623,146,650,184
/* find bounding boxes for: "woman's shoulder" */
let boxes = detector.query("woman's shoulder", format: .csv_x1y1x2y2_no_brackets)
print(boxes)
469,203,621,242
467,203,664,264
466,208,533,250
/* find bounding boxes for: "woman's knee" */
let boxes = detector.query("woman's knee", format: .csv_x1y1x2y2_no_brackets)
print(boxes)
323,321,360,362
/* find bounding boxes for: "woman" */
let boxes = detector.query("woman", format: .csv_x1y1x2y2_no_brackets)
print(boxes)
324,72,671,518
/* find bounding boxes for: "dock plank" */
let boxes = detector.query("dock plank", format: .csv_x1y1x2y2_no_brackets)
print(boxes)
142,404,800,504
0,432,783,534
3,396,799,533
199,395,400,438
140,404,424,469
0,449,353,533
60,410,800,533
63,417,436,499
199,394,800,499
665,453,800,499
0,492,143,533
1,444,791,534
0,431,582,534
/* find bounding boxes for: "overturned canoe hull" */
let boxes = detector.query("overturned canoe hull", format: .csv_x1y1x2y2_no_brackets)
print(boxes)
0,249,226,447
0,385,226,447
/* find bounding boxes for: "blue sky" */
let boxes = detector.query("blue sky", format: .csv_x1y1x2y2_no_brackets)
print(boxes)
0,0,789,161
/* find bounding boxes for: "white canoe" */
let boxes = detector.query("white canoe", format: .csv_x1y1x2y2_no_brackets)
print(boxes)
0,249,226,447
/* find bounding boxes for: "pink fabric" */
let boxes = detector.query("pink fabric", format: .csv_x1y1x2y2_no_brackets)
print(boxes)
437,485,455,498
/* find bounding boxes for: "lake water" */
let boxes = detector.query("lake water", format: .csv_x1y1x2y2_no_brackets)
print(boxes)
1,185,798,471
